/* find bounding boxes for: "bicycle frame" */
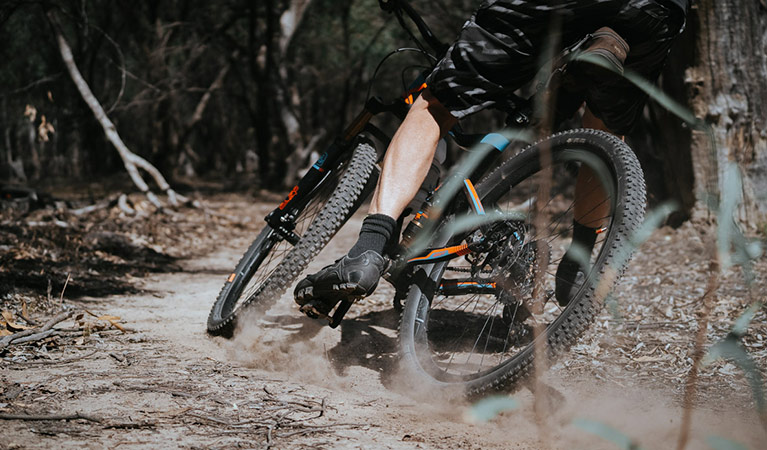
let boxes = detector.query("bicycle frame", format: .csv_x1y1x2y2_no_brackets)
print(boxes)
263,0,596,327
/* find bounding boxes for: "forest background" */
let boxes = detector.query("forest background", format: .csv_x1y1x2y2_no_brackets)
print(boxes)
1,1,766,447
1,0,765,231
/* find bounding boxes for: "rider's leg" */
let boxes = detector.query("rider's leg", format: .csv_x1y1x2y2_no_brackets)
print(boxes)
295,89,457,304
555,106,621,306
369,88,458,219
345,88,457,259
574,106,616,227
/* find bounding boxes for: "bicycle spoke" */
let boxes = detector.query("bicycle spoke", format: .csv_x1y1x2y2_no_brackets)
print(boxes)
420,146,622,379
401,130,644,392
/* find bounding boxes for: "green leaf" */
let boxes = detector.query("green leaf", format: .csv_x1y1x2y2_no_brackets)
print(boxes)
731,302,761,338
467,395,519,422
703,337,765,412
706,435,748,450
441,210,528,238
629,202,678,250
718,163,743,270
572,417,642,450
581,201,676,322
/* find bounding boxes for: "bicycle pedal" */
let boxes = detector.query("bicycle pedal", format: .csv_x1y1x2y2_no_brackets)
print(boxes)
299,300,334,322
299,297,360,328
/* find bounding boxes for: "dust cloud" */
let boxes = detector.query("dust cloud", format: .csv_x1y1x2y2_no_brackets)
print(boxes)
225,296,343,389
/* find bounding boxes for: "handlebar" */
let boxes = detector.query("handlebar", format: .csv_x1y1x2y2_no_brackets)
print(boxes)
379,0,448,58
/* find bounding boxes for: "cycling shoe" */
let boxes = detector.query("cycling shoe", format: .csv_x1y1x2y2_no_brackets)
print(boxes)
294,250,387,305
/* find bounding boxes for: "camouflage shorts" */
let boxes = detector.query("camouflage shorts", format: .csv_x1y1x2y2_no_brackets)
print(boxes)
426,0,685,134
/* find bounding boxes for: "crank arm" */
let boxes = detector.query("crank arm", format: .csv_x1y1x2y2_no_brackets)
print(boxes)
329,300,354,329
299,298,356,329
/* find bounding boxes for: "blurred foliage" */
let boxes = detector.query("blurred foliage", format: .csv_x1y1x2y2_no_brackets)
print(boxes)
706,435,748,450
466,395,519,422
572,418,642,450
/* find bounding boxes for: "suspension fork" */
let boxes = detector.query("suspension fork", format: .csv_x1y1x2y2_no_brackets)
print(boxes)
264,98,400,244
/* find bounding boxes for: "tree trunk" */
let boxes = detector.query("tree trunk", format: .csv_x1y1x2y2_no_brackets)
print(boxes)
49,12,184,209
273,0,315,189
687,0,767,230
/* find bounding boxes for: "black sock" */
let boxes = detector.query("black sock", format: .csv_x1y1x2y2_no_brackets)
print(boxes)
570,221,598,255
556,221,599,305
347,214,397,258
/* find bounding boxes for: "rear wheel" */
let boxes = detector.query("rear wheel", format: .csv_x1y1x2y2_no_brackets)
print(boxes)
207,141,378,337
398,129,645,395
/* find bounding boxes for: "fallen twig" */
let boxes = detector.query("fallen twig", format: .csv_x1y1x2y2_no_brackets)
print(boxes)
42,310,75,330
49,12,185,210
266,424,274,449
0,309,74,350
277,422,367,430
59,273,71,304
110,382,196,398
83,309,128,333
186,412,233,426
276,429,330,439
118,194,136,215
275,422,367,439
7,350,99,365
26,220,70,228
9,329,58,345
0,412,101,423
103,420,156,429
20,301,38,326
69,194,121,216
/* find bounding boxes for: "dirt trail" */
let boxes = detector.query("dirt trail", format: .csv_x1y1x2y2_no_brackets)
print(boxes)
2,210,765,449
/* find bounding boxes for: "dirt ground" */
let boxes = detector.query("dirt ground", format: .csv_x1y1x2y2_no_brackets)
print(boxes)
1,193,766,449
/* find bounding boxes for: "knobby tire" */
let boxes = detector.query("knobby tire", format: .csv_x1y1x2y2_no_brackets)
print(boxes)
207,141,378,337
397,129,646,396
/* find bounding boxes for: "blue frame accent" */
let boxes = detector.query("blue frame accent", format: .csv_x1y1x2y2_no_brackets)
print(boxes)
312,152,329,170
463,179,486,215
480,133,510,151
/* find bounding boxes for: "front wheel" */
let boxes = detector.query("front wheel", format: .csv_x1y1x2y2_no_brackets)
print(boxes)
397,129,646,396
207,140,378,337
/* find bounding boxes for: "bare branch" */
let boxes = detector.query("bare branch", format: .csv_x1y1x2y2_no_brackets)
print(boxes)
48,12,182,209
0,309,74,350
0,412,102,423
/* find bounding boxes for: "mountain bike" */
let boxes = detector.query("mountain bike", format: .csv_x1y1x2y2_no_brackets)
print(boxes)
207,0,646,396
